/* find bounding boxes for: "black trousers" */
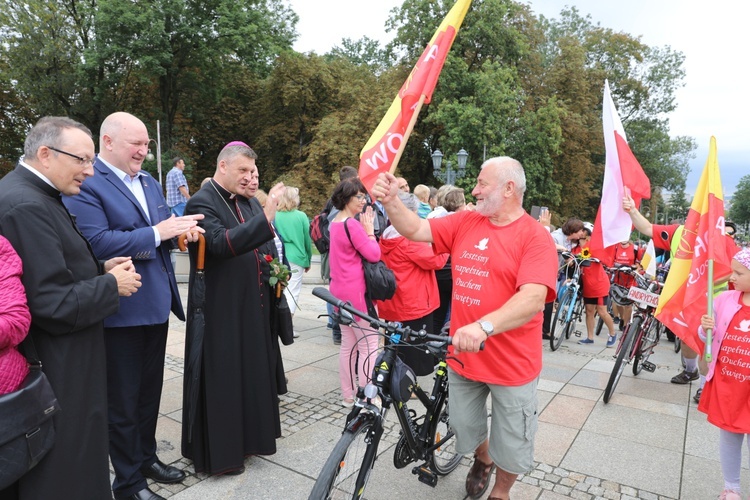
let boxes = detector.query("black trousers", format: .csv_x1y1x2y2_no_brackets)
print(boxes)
105,323,168,497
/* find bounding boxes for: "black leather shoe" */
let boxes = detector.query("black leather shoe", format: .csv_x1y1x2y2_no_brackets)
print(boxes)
141,459,186,484
693,387,703,403
670,369,699,385
118,487,165,500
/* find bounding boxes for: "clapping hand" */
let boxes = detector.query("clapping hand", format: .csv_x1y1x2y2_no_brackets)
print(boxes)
155,214,205,241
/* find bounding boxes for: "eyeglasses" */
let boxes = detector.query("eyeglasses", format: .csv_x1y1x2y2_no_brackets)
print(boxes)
46,146,94,167
354,194,367,201
727,230,736,237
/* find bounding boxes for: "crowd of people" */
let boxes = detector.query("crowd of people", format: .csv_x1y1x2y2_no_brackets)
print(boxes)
1,114,749,500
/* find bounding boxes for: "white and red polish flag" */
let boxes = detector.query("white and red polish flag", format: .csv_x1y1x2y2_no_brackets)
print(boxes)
589,80,651,266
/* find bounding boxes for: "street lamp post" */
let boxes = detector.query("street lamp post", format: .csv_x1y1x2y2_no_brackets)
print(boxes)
145,120,162,186
432,148,468,185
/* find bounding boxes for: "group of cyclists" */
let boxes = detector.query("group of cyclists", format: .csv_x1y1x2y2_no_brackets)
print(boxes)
544,194,743,405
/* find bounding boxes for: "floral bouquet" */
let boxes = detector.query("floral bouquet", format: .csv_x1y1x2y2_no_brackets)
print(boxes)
263,254,293,297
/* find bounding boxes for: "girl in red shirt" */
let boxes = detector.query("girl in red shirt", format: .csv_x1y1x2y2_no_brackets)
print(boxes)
698,248,750,500
573,226,616,347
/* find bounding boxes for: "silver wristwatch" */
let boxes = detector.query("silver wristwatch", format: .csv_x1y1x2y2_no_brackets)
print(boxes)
477,320,494,336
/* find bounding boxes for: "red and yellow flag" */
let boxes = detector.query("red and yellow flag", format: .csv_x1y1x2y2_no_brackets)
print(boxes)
655,137,735,353
358,0,472,192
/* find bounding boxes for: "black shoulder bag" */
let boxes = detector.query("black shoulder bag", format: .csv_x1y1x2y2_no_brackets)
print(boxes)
343,218,397,305
0,335,60,489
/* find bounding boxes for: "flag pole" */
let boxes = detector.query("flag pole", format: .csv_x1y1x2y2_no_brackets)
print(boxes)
388,95,426,175
705,259,714,362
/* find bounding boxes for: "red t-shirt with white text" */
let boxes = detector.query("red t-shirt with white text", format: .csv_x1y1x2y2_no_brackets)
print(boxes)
429,211,557,386
698,300,750,433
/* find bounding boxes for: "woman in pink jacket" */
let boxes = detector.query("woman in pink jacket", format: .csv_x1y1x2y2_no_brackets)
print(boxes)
698,247,750,500
329,178,381,407
377,193,448,375
0,235,32,395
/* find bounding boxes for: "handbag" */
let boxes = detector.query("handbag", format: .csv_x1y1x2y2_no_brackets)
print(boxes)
0,336,60,489
343,219,397,302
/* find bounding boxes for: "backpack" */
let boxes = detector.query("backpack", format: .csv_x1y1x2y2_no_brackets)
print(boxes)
310,200,341,254
310,210,331,253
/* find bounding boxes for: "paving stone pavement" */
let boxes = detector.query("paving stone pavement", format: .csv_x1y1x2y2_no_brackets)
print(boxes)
122,259,747,499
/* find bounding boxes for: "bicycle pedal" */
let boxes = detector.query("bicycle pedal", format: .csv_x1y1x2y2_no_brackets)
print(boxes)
642,361,656,372
575,331,581,337
413,464,438,487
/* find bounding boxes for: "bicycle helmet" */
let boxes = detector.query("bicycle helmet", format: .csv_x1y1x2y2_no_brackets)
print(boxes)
611,284,633,306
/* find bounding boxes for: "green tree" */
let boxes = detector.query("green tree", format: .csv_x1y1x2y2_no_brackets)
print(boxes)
666,186,690,222
251,53,391,213
0,0,298,147
0,0,100,125
729,175,750,229
0,60,35,175
327,36,393,74
539,6,694,219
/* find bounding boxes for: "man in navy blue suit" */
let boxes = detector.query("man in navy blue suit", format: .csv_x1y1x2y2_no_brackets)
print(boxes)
63,112,203,500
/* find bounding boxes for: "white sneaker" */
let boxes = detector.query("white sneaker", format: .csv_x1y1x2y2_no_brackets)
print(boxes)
293,331,300,338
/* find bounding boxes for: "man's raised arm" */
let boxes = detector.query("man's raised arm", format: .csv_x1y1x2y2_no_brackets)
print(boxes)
372,172,434,242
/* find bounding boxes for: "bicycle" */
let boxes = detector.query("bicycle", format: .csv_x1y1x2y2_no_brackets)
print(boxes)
594,265,616,337
603,267,664,403
309,287,465,500
550,252,595,351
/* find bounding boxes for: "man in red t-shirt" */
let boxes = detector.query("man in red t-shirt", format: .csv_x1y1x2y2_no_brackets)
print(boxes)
373,158,557,500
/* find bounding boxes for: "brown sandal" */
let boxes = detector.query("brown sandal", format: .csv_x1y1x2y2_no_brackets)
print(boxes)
465,454,495,498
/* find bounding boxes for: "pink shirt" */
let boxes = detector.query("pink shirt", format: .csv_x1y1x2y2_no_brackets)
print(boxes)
329,218,381,313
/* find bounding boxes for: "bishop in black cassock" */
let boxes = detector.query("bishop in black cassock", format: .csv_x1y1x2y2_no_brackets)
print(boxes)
181,144,287,475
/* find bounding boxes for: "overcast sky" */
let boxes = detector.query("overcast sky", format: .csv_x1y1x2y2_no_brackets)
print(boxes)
287,0,749,196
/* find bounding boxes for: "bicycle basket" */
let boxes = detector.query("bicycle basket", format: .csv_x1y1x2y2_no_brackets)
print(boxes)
611,284,633,306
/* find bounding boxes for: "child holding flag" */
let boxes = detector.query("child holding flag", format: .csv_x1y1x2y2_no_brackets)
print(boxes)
697,248,750,500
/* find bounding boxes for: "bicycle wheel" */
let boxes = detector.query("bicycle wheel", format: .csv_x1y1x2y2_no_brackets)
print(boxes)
309,414,379,500
594,296,612,336
550,290,573,351
565,295,580,339
633,318,660,376
594,314,604,337
428,397,461,475
674,336,682,353
603,316,640,404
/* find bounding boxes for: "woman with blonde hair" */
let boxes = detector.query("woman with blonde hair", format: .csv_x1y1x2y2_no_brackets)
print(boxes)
274,187,312,320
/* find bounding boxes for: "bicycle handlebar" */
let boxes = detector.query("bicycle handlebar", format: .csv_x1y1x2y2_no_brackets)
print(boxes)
559,251,599,273
612,265,663,293
312,287,465,354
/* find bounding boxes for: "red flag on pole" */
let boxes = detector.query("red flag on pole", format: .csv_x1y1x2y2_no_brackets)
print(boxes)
358,0,472,193
655,137,735,353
